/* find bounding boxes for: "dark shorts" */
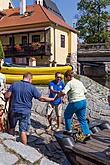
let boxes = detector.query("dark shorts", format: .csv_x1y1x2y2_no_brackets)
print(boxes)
9,112,31,132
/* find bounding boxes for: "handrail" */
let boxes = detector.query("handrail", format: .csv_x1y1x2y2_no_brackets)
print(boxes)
78,43,110,51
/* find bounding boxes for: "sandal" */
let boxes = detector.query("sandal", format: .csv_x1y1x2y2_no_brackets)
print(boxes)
46,125,52,132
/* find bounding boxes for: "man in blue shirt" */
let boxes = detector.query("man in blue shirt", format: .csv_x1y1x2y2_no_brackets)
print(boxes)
47,72,65,132
5,72,54,144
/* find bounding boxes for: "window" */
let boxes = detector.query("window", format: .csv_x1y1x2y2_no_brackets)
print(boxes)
61,35,65,48
9,37,15,46
32,35,40,42
22,36,27,45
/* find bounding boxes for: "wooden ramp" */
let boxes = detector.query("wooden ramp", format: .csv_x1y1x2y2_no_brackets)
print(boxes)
72,129,110,165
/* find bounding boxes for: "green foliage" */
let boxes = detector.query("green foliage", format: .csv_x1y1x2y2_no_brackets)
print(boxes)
77,0,110,43
0,40,4,59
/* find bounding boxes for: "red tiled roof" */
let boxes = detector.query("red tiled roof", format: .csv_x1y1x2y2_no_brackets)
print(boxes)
41,6,77,32
0,4,78,33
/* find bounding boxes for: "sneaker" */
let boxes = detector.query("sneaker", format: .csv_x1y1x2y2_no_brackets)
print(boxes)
46,125,52,132
56,128,61,132
63,130,72,135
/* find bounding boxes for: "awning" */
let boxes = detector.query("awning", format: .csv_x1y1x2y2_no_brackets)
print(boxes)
0,26,50,35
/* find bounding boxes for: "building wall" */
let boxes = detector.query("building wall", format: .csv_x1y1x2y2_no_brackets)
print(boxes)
68,31,77,72
0,26,77,67
55,28,68,65
71,32,77,54
35,56,50,66
0,31,51,66
0,0,12,11
50,27,54,63
68,32,71,53
0,31,50,45
50,26,69,65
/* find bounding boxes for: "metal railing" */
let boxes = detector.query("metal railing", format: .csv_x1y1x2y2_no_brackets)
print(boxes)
3,42,51,57
78,43,110,51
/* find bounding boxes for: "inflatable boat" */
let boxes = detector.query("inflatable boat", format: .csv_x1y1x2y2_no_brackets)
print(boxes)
1,65,72,75
5,74,59,84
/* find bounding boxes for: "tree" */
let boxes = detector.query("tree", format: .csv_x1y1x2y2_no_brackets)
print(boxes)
0,40,4,59
76,0,110,43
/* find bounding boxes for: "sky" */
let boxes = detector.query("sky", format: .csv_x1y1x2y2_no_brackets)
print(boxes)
12,0,79,26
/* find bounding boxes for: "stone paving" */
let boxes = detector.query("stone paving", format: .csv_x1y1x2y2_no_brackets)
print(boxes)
0,75,110,165
0,111,70,165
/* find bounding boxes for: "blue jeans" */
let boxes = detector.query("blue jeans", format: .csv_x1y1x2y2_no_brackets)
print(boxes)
64,99,90,135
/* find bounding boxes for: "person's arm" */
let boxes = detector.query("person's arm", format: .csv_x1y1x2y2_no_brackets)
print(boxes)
4,84,13,99
38,96,54,102
54,91,65,101
62,95,68,104
4,91,12,99
83,84,87,94
49,86,58,94
54,82,70,100
50,80,65,94
33,86,54,102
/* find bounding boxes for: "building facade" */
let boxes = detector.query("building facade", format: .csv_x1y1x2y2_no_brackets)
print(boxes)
0,0,78,68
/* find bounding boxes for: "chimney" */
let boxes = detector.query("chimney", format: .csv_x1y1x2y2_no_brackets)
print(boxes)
20,0,26,15
37,0,43,6
9,2,13,9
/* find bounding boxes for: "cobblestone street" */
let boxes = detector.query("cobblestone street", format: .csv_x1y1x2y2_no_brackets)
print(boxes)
0,111,70,165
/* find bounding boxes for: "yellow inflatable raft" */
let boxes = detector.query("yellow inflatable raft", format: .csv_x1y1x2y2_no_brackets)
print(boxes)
5,74,64,85
2,65,72,75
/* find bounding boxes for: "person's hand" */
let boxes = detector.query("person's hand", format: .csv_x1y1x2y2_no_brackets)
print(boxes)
57,91,62,97
50,98,54,102
62,97,66,104
62,95,68,104
53,94,59,101
2,90,6,96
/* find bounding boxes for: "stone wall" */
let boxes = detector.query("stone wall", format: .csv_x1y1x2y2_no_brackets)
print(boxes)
80,76,110,121
32,76,110,122
83,65,106,77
